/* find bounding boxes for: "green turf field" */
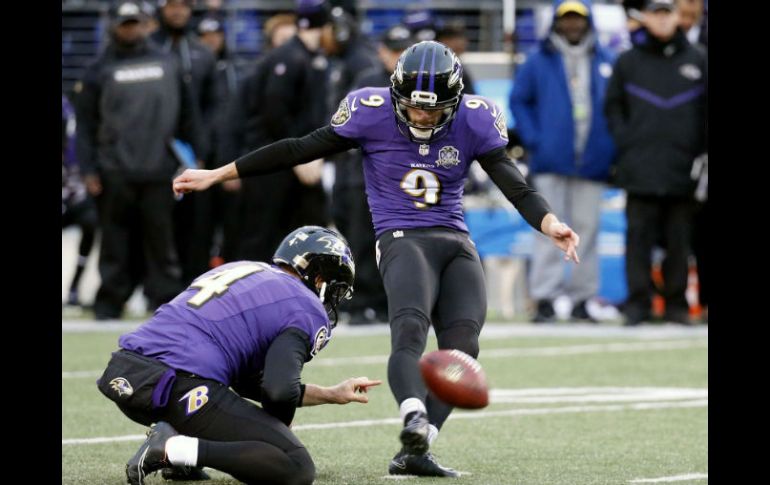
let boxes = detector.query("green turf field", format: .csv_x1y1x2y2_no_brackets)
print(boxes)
62,325,707,484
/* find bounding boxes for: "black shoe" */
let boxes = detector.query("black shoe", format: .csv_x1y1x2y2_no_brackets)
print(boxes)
93,303,122,320
622,304,650,327
388,448,459,477
161,466,210,481
623,312,649,326
570,300,598,323
126,422,178,485
664,309,692,325
532,300,555,323
399,411,430,455
66,290,80,307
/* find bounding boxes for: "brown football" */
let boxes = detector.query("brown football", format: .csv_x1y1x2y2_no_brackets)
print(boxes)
419,349,489,409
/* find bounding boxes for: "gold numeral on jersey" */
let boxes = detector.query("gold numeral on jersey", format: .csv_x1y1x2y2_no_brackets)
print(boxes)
465,98,489,110
465,98,498,117
187,263,266,308
360,94,385,107
401,169,441,209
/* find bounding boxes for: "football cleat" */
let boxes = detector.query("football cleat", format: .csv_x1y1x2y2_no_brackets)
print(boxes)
126,421,178,485
388,448,459,477
161,465,211,481
160,466,211,482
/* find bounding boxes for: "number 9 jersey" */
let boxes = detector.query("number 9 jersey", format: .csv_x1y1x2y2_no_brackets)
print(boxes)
330,86,509,238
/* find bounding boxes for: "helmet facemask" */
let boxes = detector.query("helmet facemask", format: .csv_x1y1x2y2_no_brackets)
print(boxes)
304,256,354,328
390,93,461,143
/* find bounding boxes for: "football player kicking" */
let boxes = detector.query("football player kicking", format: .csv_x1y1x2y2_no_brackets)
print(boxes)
97,226,381,485
173,40,579,477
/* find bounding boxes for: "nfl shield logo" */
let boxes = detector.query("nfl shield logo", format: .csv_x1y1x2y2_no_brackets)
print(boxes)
435,146,460,168
419,144,430,156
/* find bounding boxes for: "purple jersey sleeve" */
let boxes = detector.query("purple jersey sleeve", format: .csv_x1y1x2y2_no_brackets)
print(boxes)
284,309,332,360
460,95,510,158
330,87,393,143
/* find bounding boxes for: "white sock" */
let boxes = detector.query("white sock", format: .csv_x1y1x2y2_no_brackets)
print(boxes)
427,424,439,445
165,435,199,467
399,398,427,422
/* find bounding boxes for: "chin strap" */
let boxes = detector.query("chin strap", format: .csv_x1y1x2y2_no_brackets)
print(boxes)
318,281,328,303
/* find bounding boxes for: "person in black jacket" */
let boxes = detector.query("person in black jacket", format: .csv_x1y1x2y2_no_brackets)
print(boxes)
322,6,378,115
152,0,220,284
604,0,707,325
321,10,380,325
76,0,202,320
225,0,333,263
196,13,245,264
151,0,217,134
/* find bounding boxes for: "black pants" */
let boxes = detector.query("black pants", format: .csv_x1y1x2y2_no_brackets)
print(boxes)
174,190,215,286
377,227,486,430
213,185,243,263
624,194,694,320
104,352,314,485
94,177,182,318
692,199,708,308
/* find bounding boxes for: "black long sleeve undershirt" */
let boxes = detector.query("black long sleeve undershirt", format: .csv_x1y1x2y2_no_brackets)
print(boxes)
234,125,358,177
476,147,551,232
258,327,312,426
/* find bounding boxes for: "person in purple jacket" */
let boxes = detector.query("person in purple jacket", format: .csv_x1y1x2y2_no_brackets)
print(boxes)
97,225,381,485
173,40,580,477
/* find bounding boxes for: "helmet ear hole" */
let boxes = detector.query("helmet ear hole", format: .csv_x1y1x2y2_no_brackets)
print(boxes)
273,226,356,326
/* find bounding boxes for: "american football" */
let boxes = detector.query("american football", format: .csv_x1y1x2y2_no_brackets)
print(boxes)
419,349,489,409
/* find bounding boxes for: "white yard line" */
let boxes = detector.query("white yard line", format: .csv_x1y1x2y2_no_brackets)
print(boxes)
629,473,708,483
62,397,707,445
490,387,707,404
63,339,707,378
381,471,472,479
62,370,101,379
63,320,708,339
312,339,707,368
62,434,148,445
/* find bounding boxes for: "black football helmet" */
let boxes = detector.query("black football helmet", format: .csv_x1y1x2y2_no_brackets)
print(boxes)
390,40,464,143
273,226,355,327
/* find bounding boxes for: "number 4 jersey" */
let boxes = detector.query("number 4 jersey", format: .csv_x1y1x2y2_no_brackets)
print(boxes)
119,262,331,385
331,87,509,237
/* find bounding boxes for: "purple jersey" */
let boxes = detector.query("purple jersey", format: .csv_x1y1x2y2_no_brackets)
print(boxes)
330,87,508,237
119,261,331,385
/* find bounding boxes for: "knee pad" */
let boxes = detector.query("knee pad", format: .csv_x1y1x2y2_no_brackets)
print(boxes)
390,309,431,356
436,322,480,358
